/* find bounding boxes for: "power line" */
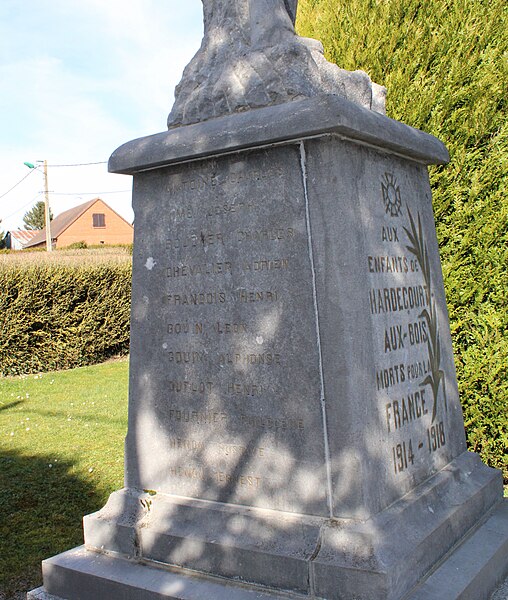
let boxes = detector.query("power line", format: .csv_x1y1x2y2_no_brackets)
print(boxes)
0,160,113,200
50,190,131,196
47,161,107,167
1,193,42,222
0,168,40,201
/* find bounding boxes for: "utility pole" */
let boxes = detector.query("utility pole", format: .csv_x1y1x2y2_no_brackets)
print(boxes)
42,160,52,251
24,159,52,251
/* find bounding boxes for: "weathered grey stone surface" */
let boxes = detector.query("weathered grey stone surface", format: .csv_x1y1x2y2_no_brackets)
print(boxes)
409,500,508,600
28,0,508,596
283,0,298,24
29,20,508,598
123,143,328,516
492,575,508,600
28,500,508,599
77,106,506,599
26,590,50,600
31,547,297,600
110,95,448,176
167,0,386,128
84,491,323,593
304,135,467,516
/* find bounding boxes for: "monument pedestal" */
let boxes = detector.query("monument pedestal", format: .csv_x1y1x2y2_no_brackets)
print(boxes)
29,96,508,599
26,499,508,600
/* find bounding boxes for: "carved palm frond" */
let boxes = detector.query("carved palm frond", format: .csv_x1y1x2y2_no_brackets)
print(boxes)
404,205,447,423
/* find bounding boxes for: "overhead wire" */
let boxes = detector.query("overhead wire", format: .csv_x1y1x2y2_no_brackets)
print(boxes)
50,190,131,196
1,193,43,222
0,161,128,226
47,161,107,167
0,160,110,200
0,167,40,201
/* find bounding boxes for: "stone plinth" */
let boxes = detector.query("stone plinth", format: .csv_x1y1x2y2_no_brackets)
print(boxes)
30,95,507,600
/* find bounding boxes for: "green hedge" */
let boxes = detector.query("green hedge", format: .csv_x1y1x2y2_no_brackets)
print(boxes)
298,0,507,481
0,263,131,375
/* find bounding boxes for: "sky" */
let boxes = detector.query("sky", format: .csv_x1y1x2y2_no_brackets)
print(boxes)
0,1,204,231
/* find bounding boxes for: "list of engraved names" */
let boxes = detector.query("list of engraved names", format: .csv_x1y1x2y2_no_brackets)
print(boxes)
139,149,326,512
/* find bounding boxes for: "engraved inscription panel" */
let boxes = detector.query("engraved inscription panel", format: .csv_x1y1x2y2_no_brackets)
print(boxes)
368,171,451,481
304,137,464,517
128,146,328,515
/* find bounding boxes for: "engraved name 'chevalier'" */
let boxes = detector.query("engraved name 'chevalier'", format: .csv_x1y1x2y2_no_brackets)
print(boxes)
167,262,232,277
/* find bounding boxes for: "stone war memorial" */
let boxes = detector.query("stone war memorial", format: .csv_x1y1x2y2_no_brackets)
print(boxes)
29,1,508,599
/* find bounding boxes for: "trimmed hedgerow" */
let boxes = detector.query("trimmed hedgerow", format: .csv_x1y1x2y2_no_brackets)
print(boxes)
0,263,131,376
298,0,507,481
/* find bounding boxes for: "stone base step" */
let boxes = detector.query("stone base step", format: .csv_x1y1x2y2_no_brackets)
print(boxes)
28,500,508,600
27,547,297,600
405,499,508,600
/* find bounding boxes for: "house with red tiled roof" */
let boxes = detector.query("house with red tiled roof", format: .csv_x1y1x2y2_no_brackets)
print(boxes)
25,198,133,249
5,229,41,250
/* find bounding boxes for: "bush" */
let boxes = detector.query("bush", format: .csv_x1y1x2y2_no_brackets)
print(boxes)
298,0,507,481
67,241,88,249
0,263,131,375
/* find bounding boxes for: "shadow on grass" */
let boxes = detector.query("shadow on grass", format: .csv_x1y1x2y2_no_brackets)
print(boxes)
0,401,24,413
0,450,104,599
28,408,126,428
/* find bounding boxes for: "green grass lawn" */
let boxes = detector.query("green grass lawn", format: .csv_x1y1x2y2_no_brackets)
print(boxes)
0,359,128,598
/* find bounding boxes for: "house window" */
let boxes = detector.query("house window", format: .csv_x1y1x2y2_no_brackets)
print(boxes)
93,213,106,228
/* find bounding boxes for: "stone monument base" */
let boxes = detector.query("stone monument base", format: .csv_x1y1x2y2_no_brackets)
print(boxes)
28,454,508,600
27,500,508,600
